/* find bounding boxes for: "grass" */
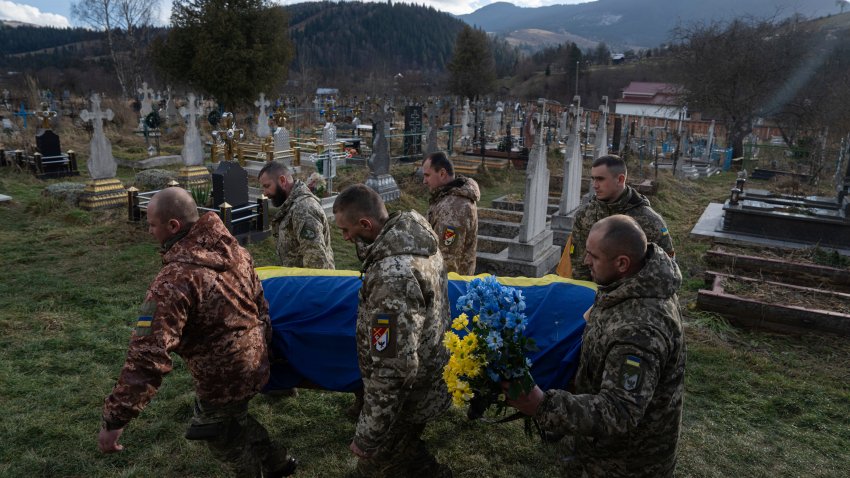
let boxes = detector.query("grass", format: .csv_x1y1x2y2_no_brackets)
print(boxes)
1,157,849,477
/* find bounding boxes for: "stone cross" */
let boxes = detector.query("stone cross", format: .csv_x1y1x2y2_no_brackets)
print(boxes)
165,87,178,124
255,92,271,138
180,93,204,166
424,100,439,157
594,96,609,159
704,120,716,162
461,98,470,140
80,93,116,179
368,102,392,176
35,102,57,129
558,96,583,216
138,82,154,117
517,99,551,243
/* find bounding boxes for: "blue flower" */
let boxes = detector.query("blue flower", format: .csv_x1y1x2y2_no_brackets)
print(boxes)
485,331,503,351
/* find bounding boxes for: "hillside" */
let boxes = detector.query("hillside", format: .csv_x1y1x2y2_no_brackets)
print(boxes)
461,0,844,49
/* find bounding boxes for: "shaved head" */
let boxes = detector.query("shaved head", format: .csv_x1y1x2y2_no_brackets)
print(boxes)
590,215,647,263
148,187,199,225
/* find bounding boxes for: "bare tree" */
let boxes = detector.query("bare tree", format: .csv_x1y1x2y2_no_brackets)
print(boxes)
71,0,158,99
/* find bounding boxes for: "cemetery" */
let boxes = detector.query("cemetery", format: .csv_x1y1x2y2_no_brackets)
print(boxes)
1,2,850,477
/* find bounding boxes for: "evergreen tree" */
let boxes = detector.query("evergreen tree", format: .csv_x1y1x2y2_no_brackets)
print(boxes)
447,25,496,101
152,0,292,109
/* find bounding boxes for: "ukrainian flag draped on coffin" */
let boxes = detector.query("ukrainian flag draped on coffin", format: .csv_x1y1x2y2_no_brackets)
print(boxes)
258,267,595,392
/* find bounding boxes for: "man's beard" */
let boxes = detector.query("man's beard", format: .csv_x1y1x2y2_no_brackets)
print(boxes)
269,183,288,207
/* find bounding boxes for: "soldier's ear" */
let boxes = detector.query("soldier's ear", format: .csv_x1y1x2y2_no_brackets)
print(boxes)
614,254,631,274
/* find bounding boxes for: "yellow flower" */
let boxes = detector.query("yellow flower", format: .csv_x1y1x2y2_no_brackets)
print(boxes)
443,331,460,351
451,313,469,331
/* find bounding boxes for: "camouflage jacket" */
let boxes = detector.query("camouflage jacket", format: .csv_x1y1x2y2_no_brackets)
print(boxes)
536,243,685,478
570,185,674,281
427,176,480,275
102,212,271,429
271,179,335,269
353,211,451,453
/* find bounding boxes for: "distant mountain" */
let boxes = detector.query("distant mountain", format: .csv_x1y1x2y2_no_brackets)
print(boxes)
461,0,844,49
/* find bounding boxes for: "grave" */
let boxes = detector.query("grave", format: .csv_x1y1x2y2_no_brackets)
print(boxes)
79,94,126,210
210,161,269,243
475,99,561,277
550,96,584,245
365,102,400,202
177,93,210,189
691,141,850,253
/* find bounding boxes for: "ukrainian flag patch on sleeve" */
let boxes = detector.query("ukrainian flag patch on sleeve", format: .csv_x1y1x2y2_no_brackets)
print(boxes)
620,355,643,391
661,227,669,236
134,300,157,336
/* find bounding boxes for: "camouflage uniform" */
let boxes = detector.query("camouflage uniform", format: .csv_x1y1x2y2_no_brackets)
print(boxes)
570,186,674,281
427,176,480,275
102,212,289,477
535,243,685,478
352,211,452,478
271,179,335,269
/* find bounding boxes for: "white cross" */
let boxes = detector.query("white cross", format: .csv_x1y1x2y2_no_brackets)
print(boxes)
180,93,202,123
80,94,114,126
255,92,270,110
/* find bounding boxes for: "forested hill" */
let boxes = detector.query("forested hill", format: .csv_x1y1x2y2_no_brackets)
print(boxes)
286,1,464,74
0,2,466,75
0,23,101,57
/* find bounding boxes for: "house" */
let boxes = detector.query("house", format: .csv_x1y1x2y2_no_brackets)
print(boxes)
614,82,687,120
611,53,625,65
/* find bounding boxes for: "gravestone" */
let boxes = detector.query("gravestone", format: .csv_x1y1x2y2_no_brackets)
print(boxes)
461,98,470,143
551,96,584,244
34,129,77,178
212,161,253,235
138,82,154,118
255,92,271,138
594,96,609,159
79,93,125,210
424,101,439,157
165,87,178,125
476,99,560,276
321,119,338,192
177,93,209,189
365,102,400,202
403,105,423,160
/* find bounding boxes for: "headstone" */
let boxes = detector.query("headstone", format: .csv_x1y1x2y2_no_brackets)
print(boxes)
516,103,550,244
365,102,400,202
594,96,609,158
179,93,204,166
461,98,470,141
165,87,178,125
424,101,439,157
212,161,252,235
321,119,338,190
403,105,423,160
255,92,271,138
36,130,62,157
551,96,584,240
80,93,116,180
138,82,154,117
704,120,716,163
559,111,568,141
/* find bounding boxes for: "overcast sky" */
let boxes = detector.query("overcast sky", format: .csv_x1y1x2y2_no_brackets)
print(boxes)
0,0,593,28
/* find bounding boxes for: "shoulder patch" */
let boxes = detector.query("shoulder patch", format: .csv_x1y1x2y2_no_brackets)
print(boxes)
371,313,398,358
443,225,461,247
135,300,157,337
300,226,318,241
620,355,643,391
660,227,669,236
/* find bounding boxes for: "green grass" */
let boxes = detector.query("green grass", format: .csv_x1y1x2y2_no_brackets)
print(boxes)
1,164,848,477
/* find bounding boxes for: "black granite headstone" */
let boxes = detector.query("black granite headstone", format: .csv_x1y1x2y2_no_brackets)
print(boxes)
212,161,251,235
403,105,422,161
36,129,62,157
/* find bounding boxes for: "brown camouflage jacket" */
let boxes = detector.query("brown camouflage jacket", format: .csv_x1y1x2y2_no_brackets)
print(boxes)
353,211,451,453
271,179,335,269
427,176,480,275
536,243,685,477
102,212,271,429
570,185,674,281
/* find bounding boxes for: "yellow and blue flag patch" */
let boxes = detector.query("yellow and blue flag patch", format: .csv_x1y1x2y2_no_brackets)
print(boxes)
134,301,156,336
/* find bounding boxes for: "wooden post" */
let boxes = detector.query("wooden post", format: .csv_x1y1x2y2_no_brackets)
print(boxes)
68,150,78,174
219,202,233,232
0,148,5,167
256,195,269,231
293,147,301,166
211,143,219,164
127,187,140,221
34,152,43,176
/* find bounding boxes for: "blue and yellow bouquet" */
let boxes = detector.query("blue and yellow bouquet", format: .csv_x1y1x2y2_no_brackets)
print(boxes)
443,275,537,419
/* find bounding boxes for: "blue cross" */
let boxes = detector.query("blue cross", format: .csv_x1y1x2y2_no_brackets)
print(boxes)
13,102,29,128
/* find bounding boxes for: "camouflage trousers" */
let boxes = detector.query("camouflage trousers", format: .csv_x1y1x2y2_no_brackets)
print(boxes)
186,398,289,478
352,422,451,478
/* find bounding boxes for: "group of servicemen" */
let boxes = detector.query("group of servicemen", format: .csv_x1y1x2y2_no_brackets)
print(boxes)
97,151,685,478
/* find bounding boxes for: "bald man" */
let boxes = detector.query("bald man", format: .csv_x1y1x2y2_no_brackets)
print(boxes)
507,215,685,477
99,188,297,477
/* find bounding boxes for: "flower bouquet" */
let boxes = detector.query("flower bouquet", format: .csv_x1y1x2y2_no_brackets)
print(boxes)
443,275,537,421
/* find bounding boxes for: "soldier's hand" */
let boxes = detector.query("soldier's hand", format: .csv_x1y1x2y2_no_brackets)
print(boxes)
98,426,125,453
503,383,545,416
350,440,373,459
